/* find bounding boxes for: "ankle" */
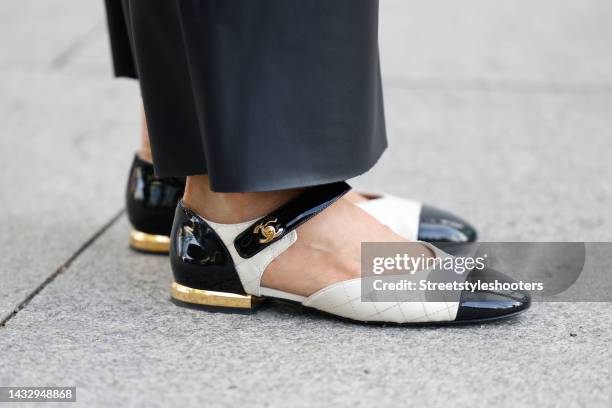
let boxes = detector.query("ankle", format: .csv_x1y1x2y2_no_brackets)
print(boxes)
139,104,153,163
183,175,303,224
137,148,153,163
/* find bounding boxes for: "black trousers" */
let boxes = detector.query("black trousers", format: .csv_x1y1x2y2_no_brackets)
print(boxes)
105,0,387,192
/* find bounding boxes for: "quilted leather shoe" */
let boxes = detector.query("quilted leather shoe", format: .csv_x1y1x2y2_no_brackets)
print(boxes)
126,154,185,253
169,182,529,324
125,155,477,253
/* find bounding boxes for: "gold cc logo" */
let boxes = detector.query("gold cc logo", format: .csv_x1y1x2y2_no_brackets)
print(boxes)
253,218,284,244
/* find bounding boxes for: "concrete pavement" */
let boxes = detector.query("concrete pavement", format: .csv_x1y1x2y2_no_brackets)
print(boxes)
1,1,611,406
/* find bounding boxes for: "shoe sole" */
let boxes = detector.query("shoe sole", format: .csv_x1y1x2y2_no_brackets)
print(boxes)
170,281,529,325
171,281,264,309
129,230,171,254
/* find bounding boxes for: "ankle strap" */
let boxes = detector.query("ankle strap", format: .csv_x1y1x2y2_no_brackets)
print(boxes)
234,182,351,258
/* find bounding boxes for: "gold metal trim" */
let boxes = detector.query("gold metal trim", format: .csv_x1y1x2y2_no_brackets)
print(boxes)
253,218,284,244
171,282,262,309
129,230,171,253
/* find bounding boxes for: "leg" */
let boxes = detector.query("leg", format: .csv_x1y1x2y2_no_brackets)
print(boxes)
113,2,476,257
107,0,529,323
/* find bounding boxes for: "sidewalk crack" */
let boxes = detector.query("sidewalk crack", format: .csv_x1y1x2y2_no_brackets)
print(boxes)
0,209,125,327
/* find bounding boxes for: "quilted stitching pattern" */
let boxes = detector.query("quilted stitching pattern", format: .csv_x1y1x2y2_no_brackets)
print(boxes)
304,278,459,323
203,213,461,323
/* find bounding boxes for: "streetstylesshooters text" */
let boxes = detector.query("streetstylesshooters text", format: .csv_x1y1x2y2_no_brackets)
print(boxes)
370,253,544,292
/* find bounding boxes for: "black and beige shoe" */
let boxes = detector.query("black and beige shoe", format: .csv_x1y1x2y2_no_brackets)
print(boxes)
126,155,185,253
126,155,477,253
355,194,477,242
169,182,530,324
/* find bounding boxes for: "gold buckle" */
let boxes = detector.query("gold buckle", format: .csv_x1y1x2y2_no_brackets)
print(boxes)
253,218,284,244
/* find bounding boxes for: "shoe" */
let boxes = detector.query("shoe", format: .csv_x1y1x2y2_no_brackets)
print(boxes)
355,194,477,242
169,182,530,324
126,155,477,253
126,154,185,253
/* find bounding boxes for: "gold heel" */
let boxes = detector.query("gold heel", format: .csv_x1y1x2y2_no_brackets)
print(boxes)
171,282,263,310
129,230,171,253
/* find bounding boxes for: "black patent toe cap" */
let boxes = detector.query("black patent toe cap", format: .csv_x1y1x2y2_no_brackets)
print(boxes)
455,268,531,322
418,205,478,243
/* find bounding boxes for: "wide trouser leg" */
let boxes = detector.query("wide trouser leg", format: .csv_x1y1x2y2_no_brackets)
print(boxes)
108,0,387,192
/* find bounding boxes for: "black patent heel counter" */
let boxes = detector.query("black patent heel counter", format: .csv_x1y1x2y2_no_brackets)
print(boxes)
125,157,143,228
170,203,247,295
125,155,185,236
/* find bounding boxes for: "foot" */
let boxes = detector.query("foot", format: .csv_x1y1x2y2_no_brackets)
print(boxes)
343,191,369,204
261,197,435,296
171,182,530,323
184,178,434,297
